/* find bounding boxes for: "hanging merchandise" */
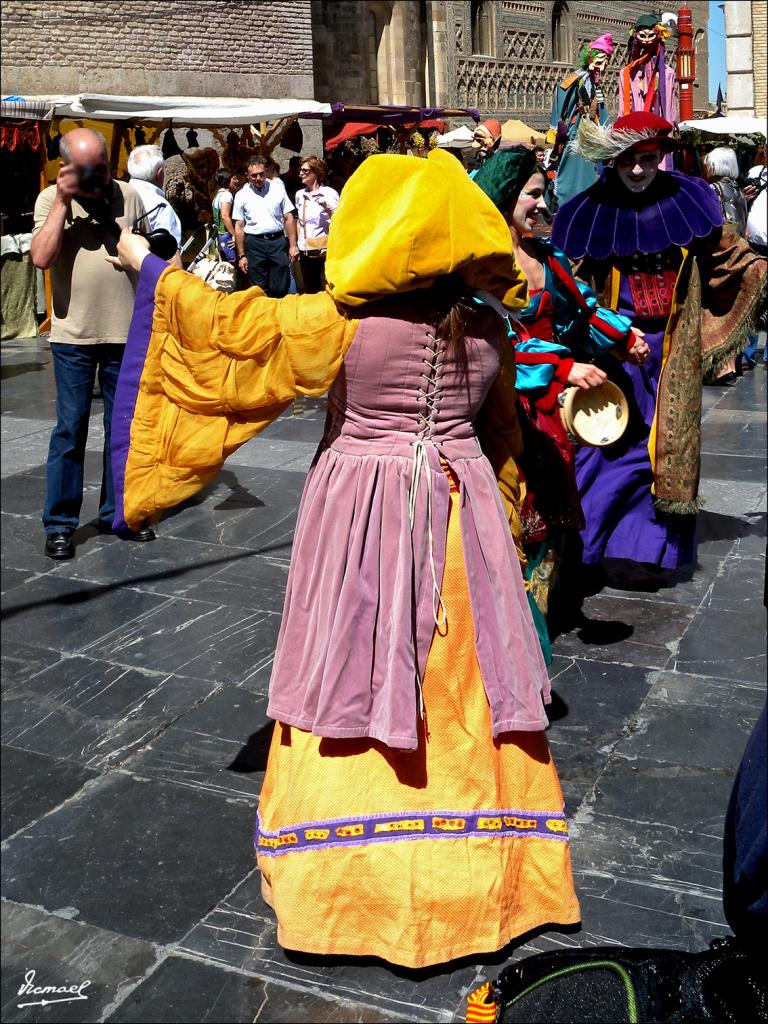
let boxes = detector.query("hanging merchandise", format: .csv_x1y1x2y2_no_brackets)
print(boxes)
0,121,42,152
280,119,303,153
185,128,199,148
46,131,61,160
134,127,147,146
161,128,183,159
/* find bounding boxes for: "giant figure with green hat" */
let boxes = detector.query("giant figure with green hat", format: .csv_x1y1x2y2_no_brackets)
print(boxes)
619,13,678,170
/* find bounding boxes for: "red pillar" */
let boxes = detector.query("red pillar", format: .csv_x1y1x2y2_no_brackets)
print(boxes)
676,5,696,121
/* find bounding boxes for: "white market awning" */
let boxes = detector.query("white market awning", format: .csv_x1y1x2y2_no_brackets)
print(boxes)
2,93,332,126
678,115,767,138
436,125,475,149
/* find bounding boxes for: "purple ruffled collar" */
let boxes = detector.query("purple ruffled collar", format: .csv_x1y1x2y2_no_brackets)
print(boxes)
552,170,723,260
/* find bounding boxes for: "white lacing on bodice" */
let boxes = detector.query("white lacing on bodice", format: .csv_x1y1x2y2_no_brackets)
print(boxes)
408,330,449,717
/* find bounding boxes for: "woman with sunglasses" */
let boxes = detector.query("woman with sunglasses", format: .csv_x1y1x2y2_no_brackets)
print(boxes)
475,148,648,661
293,155,339,293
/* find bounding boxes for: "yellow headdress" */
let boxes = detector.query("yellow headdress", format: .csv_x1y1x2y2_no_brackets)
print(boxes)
324,149,528,310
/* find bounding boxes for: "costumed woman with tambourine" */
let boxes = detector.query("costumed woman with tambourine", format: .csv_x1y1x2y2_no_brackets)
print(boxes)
107,150,580,968
473,148,649,663
553,112,767,570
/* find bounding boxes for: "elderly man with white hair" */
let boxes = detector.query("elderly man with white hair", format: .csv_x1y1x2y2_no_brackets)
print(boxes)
127,144,182,249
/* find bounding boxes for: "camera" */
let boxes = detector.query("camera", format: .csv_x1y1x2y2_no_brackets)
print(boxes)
78,165,106,197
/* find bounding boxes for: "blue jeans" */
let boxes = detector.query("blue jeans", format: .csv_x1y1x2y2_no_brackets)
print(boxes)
743,332,768,363
43,343,124,534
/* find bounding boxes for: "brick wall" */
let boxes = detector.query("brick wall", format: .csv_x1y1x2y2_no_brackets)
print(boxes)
1,0,314,98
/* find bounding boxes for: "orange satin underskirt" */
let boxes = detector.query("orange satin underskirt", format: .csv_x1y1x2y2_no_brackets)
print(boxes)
257,473,580,968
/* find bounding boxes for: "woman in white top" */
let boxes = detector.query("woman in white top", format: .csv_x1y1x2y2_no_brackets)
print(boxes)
293,155,340,293
211,168,241,264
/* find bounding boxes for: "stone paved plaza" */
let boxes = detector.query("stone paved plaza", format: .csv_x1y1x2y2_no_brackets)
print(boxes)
1,335,766,1023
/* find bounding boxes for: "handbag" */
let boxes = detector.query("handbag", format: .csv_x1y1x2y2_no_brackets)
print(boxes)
187,226,235,293
300,196,329,255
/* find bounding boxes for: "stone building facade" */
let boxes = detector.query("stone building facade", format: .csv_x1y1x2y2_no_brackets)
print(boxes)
723,0,766,118
312,0,711,127
0,0,314,100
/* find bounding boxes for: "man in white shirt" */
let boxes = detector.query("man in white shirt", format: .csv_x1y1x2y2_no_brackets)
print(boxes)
233,157,298,296
127,145,183,252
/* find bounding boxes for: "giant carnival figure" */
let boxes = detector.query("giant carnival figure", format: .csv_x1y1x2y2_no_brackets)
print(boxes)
619,14,678,170
546,34,614,208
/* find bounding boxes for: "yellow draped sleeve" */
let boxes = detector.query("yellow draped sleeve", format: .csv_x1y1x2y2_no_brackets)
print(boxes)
121,266,358,531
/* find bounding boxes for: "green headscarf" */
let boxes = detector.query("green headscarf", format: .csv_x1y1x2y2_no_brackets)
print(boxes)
472,147,538,214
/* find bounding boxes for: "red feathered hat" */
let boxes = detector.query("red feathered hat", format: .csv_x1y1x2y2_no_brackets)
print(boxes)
574,111,676,162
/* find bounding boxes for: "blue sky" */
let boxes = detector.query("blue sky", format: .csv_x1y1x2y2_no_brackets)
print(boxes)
708,0,726,101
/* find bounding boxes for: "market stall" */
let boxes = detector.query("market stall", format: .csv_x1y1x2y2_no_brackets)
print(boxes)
1,93,333,336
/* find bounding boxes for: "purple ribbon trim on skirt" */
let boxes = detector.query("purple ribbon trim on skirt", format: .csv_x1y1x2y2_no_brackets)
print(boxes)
255,806,569,857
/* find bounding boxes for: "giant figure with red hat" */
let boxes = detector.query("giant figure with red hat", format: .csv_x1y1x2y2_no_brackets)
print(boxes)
546,33,614,208
552,112,766,573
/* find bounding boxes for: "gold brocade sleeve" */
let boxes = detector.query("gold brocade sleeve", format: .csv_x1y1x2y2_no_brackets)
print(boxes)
475,337,527,572
122,267,358,531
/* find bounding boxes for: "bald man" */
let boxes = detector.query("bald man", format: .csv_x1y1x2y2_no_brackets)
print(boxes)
32,127,154,558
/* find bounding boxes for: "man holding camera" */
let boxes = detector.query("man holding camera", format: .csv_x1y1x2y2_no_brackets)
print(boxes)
32,127,154,559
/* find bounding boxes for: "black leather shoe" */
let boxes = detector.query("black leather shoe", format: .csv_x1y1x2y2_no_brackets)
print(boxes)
44,532,74,560
129,526,156,542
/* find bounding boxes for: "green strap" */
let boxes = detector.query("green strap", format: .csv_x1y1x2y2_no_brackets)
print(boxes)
503,960,639,1024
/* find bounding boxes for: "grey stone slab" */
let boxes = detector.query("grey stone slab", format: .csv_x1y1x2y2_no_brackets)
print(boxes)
695,509,765,556
674,605,767,684
700,479,766,516
0,901,159,1024
614,672,765,771
566,881,729,953
179,870,477,1023
83,598,282,687
0,469,48,519
1,746,97,840
1,512,60,574
545,657,657,782
0,435,52,477
120,686,272,803
63,534,255,600
262,409,327,442
0,510,109,575
1,417,56,443
598,554,721,607
227,438,318,472
182,553,289,614
701,450,767,483
704,554,767,612
1,572,168,656
1,568,33,596
552,594,695,669
590,755,733,839
1,772,256,944
0,640,64,692
568,816,728,950
160,467,306,555
698,419,766,457
2,656,219,770
109,952,404,1023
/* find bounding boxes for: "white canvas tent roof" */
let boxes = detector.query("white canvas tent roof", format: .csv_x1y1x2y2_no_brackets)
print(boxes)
436,125,475,149
1,93,331,125
678,116,767,138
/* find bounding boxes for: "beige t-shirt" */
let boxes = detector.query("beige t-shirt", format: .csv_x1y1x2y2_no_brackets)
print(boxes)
33,180,146,345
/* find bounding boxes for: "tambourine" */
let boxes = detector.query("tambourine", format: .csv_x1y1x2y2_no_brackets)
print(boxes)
557,380,629,447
